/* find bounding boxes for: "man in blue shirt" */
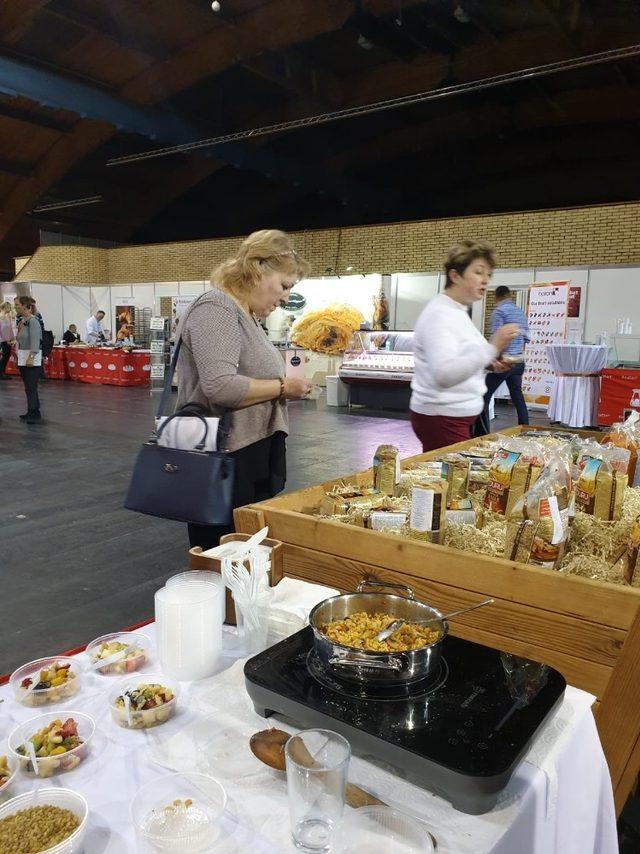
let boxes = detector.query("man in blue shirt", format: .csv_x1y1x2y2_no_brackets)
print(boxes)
483,286,530,427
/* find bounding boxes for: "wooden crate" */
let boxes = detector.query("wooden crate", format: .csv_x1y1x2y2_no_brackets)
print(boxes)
234,425,640,814
188,534,284,624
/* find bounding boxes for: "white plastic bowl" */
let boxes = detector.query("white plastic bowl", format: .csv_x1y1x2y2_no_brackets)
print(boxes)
10,657,82,707
86,631,150,676
8,711,95,779
131,771,227,852
110,675,178,729
0,787,88,853
337,806,435,854
0,755,17,801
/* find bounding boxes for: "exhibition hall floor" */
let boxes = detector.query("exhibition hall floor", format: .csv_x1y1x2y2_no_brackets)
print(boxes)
0,378,548,673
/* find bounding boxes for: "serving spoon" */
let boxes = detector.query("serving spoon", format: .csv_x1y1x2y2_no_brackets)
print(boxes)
250,728,438,848
375,597,495,643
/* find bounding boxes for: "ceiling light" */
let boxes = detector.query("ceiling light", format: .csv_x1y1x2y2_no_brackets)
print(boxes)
211,1,221,12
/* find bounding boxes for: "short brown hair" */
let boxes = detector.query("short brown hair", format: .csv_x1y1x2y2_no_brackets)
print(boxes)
18,295,36,309
444,239,496,288
212,229,310,300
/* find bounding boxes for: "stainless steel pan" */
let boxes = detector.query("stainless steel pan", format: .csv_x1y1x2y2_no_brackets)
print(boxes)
309,579,447,685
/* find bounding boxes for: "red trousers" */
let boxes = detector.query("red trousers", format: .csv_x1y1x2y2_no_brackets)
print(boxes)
410,411,477,453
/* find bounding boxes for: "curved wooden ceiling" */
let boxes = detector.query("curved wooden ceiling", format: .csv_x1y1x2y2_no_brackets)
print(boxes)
1,0,640,275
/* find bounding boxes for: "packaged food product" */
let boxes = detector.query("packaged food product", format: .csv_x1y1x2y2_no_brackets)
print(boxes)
0,756,13,788
505,457,571,569
601,411,639,484
112,680,177,729
445,498,476,525
483,439,545,516
368,511,408,531
373,444,400,495
438,453,470,502
408,481,448,543
623,516,640,584
575,450,627,521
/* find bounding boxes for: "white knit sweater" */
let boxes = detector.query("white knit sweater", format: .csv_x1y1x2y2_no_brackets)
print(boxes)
410,293,497,417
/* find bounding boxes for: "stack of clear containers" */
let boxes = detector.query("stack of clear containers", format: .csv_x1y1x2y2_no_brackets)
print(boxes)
155,573,224,681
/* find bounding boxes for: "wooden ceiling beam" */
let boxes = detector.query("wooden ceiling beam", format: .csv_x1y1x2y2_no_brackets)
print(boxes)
0,157,33,178
43,0,172,62
120,0,427,105
0,100,71,133
0,0,52,45
0,120,114,244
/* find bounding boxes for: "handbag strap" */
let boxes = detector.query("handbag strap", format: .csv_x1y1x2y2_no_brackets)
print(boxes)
153,293,232,452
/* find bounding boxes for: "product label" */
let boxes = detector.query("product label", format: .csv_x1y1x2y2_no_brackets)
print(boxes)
575,457,602,514
484,450,520,514
530,534,561,568
370,511,407,531
541,495,564,545
410,487,435,531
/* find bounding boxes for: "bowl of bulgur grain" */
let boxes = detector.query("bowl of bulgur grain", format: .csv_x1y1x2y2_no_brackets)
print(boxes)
0,787,88,853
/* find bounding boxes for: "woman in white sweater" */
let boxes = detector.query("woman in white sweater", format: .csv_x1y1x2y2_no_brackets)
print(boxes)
410,240,519,452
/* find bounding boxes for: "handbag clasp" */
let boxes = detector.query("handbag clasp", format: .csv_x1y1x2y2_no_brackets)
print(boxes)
163,463,179,473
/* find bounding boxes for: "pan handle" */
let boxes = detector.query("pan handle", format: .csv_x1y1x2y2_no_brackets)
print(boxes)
357,578,414,600
329,653,407,672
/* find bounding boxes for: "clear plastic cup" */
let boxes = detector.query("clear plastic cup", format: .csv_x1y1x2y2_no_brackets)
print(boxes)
8,711,95,778
0,755,17,801
110,675,178,730
86,631,150,676
10,657,82,708
131,771,227,853
155,583,223,681
166,571,225,622
285,730,350,852
337,806,434,854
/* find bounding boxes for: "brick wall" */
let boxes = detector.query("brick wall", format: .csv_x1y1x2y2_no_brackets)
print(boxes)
14,201,640,285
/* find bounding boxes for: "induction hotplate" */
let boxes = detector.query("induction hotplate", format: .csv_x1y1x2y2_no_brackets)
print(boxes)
244,628,565,814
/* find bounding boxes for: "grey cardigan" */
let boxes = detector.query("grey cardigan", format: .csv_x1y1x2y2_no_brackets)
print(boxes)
175,289,288,452
16,317,42,353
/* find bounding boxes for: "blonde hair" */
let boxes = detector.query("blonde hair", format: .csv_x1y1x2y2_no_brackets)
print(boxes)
444,239,496,288
0,300,14,317
212,229,310,300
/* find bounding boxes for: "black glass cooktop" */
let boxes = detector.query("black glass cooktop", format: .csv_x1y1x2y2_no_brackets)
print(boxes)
244,628,566,814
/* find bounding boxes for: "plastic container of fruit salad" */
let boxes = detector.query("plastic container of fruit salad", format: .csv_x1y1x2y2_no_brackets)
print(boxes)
86,631,150,676
10,657,81,708
110,676,178,730
0,754,17,802
8,712,95,779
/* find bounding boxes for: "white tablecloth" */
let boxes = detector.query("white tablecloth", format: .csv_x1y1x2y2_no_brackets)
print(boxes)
547,344,608,427
0,627,618,854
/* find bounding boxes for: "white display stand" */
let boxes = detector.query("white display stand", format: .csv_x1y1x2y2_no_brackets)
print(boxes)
546,344,608,427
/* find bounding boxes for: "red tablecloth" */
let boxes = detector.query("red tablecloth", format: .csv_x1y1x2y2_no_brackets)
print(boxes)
6,345,150,386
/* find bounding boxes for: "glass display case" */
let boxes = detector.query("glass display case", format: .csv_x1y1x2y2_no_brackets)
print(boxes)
339,331,414,384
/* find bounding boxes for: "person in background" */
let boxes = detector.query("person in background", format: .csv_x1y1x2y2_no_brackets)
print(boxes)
410,240,519,452
16,296,43,423
177,229,313,550
62,324,81,345
480,285,530,430
86,310,107,343
0,301,16,379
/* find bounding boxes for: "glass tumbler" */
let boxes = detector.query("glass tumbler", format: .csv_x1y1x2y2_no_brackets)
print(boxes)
285,729,350,852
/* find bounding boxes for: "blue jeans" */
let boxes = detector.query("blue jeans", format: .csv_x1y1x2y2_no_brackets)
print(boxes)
484,362,529,427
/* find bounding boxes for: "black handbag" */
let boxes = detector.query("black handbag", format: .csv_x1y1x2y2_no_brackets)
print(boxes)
124,322,236,525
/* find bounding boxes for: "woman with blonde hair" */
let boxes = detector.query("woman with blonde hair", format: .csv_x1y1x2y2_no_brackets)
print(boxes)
0,300,16,379
176,229,313,548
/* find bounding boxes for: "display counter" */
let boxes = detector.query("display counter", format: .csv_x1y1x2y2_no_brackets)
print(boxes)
6,345,151,387
599,367,640,426
234,425,640,815
339,330,414,410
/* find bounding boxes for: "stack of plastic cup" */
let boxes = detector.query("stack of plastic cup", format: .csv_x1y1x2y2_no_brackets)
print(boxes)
155,578,224,681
